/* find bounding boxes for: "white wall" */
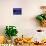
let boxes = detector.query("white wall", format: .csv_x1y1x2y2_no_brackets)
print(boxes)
0,0,46,39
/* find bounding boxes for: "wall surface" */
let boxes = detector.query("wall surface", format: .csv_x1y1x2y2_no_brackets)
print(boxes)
0,0,46,41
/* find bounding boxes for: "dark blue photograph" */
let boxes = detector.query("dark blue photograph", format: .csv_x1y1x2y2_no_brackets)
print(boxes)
13,8,22,15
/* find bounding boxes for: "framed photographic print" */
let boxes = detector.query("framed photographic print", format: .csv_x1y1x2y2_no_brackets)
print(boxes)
13,8,22,15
